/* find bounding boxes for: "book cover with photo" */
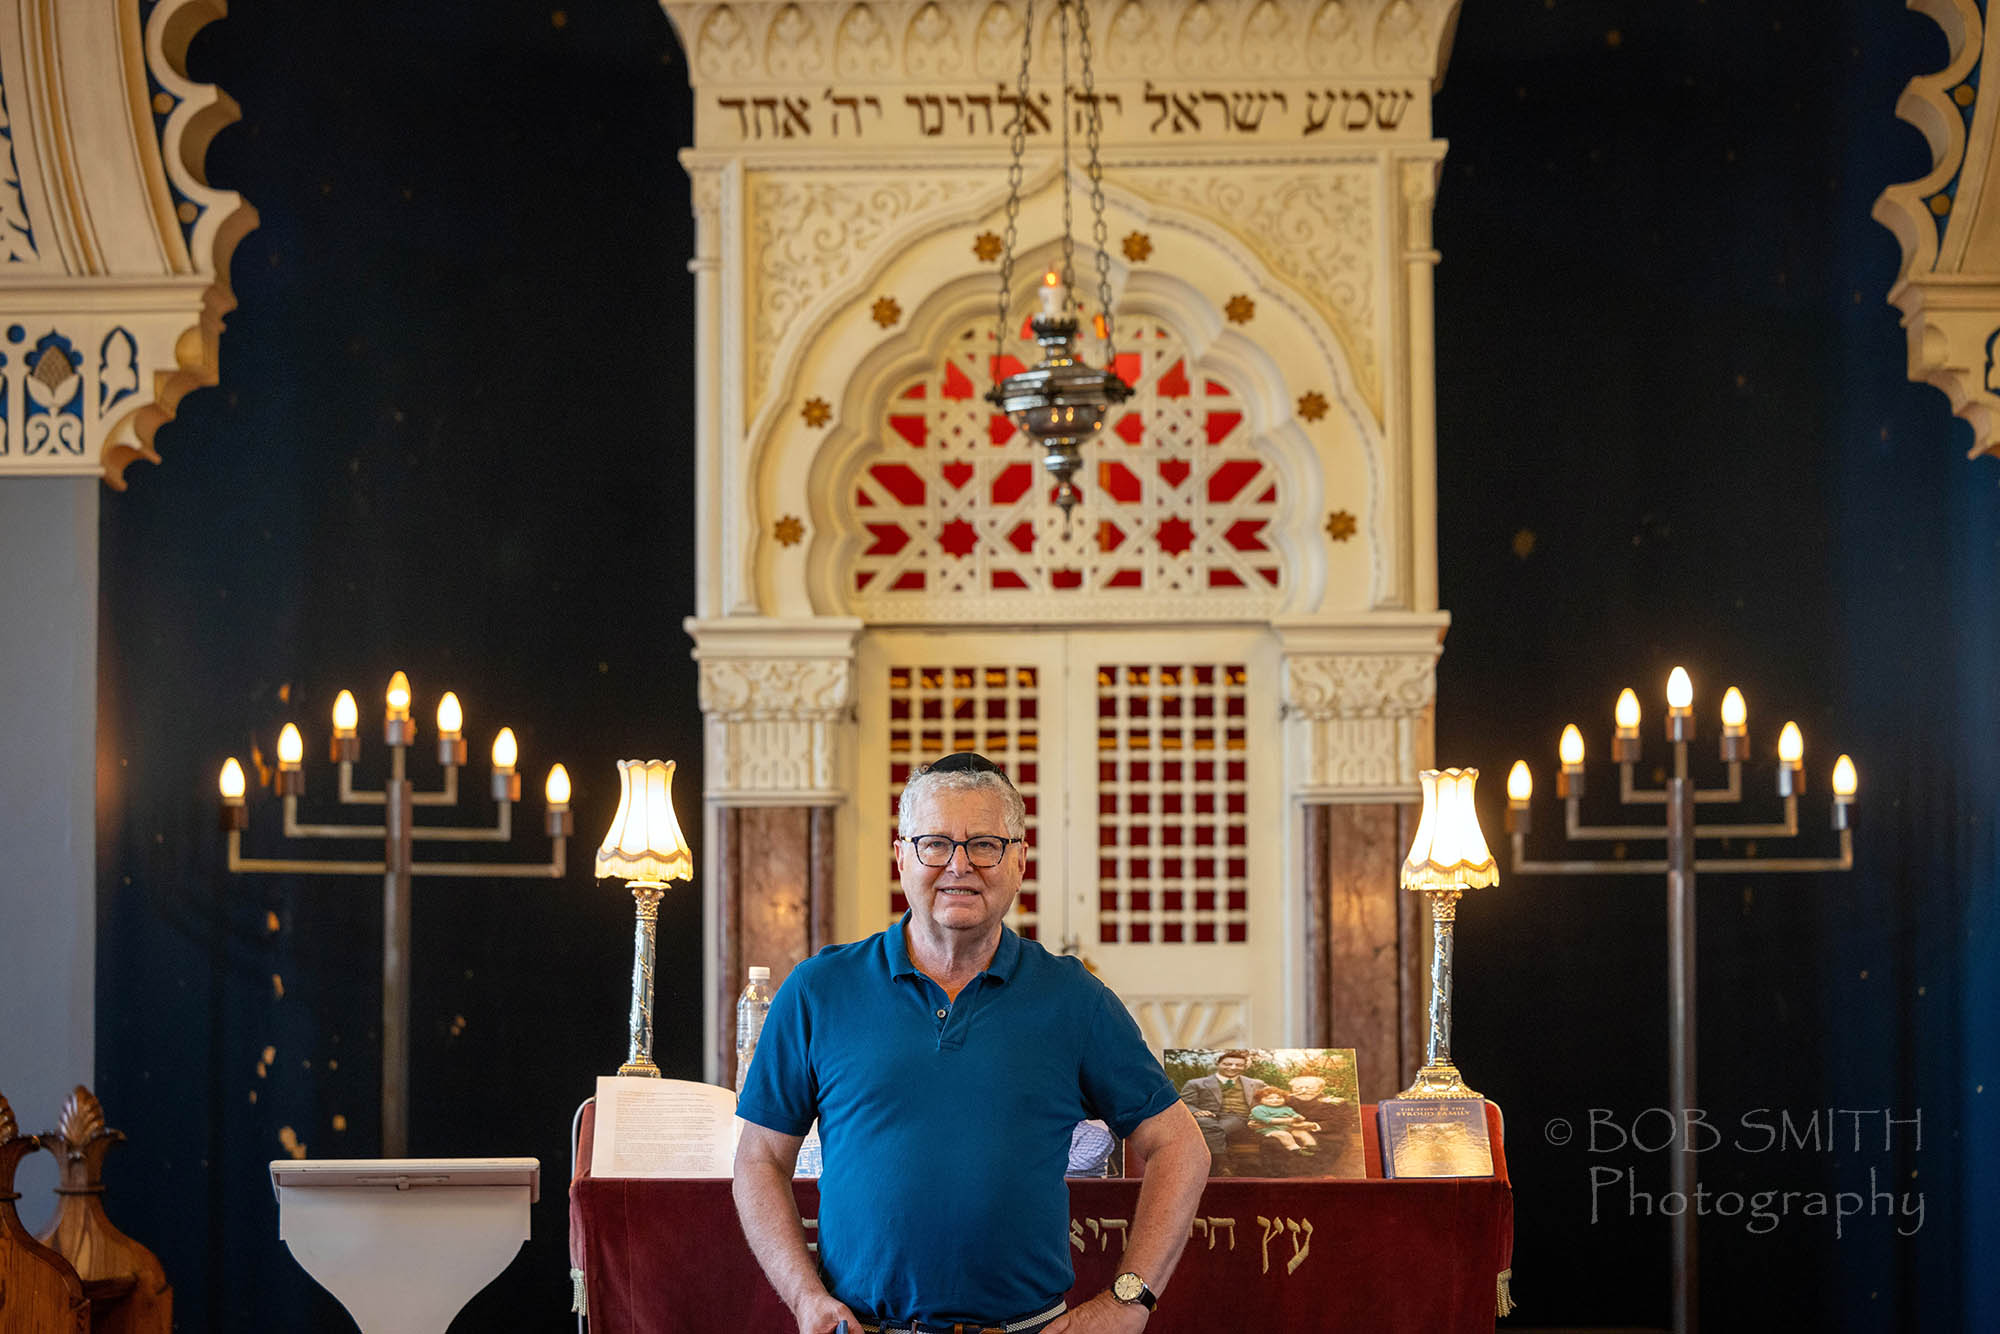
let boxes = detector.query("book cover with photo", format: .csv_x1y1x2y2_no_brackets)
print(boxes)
1377,1097,1494,1178
1163,1048,1366,1178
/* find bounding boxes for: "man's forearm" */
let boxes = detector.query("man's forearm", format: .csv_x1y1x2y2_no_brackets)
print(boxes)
733,1159,830,1313
1112,1122,1210,1295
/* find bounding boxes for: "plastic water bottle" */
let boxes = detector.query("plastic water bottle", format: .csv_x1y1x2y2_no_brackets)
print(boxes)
735,966,772,1093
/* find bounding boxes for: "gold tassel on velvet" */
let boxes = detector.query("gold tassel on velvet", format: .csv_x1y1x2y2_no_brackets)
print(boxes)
1496,1267,1515,1318
571,1267,588,1317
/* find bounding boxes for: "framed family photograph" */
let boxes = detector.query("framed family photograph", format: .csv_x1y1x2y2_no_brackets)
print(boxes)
1163,1048,1367,1179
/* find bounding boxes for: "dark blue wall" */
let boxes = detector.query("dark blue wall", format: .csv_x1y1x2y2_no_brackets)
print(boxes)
97,3,700,1329
94,0,1995,1329
1435,1,1996,1329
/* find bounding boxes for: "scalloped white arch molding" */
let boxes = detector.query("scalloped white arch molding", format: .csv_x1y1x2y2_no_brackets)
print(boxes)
1874,0,2000,463
0,0,255,487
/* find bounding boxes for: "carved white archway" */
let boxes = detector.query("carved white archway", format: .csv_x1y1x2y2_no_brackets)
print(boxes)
0,0,255,487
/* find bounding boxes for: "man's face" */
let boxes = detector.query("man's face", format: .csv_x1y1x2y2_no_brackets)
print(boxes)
1289,1076,1325,1100
896,785,1024,937
1216,1055,1248,1079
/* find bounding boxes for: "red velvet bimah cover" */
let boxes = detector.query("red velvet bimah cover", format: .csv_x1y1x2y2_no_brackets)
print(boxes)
571,1102,1512,1333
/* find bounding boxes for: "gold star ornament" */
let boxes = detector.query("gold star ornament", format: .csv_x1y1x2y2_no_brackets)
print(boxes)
973,231,1004,263
774,515,806,547
1325,510,1357,542
1122,232,1153,262
801,397,832,428
1297,390,1329,422
1224,294,1255,324
872,296,903,327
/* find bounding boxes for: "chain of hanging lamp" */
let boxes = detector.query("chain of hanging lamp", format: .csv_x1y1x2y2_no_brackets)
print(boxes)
985,0,1130,527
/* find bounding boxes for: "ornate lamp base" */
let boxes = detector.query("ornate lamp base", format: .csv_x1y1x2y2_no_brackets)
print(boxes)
620,882,666,1078
1398,1062,1483,1101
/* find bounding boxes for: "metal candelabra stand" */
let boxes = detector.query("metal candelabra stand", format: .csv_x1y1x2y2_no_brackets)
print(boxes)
1504,668,1855,1334
219,674,570,1156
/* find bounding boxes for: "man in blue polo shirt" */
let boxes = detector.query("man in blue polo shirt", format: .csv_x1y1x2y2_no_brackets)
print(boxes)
734,753,1211,1334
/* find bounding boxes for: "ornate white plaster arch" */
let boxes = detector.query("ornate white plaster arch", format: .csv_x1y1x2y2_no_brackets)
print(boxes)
747,169,1387,618
1874,0,2000,463
796,247,1346,621
0,0,255,487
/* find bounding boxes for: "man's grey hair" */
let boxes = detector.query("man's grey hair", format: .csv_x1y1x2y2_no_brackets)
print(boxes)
897,765,1027,840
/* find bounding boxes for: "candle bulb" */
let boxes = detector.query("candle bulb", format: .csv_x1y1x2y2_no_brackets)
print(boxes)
1557,724,1586,799
1719,686,1748,762
1613,688,1641,763
277,723,306,796
1038,269,1066,321
545,763,573,837
331,690,360,762
1831,754,1857,829
491,727,521,802
1777,721,1804,797
436,691,468,768
1665,666,1694,742
219,757,248,830
1505,760,1532,835
385,670,414,746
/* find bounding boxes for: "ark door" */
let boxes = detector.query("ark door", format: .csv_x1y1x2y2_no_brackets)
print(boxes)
855,627,1284,1051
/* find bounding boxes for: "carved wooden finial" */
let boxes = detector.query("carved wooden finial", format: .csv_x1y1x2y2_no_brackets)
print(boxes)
55,1085,107,1150
0,1090,18,1144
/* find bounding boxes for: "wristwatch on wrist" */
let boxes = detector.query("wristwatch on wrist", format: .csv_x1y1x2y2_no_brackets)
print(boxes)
1111,1272,1157,1311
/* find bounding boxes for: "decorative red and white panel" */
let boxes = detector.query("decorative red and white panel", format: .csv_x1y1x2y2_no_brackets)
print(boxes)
852,318,1283,616
885,663,1043,939
1094,662,1250,946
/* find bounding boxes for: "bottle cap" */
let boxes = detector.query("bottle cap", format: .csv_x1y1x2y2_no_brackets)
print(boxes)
748,966,770,980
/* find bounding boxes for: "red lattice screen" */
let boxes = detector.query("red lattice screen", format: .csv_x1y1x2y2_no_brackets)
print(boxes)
854,319,1283,609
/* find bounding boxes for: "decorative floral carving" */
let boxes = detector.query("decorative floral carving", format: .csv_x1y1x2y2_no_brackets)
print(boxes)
750,177,983,402
801,396,833,427
906,1,967,77
1106,0,1168,77
52,1085,112,1157
1325,508,1356,541
973,230,1004,262
974,0,1025,79
1373,0,1430,71
0,1092,17,1143
1285,654,1435,720
835,3,896,79
1239,0,1302,76
1122,231,1153,262
1297,390,1328,421
774,514,806,546
696,5,758,80
699,656,856,797
1173,0,1226,73
872,295,904,326
1224,293,1255,323
700,657,854,721
1124,169,1379,407
764,4,827,80
1306,0,1362,67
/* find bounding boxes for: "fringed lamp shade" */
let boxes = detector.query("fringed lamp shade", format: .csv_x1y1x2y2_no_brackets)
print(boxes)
1402,768,1499,892
595,759,693,885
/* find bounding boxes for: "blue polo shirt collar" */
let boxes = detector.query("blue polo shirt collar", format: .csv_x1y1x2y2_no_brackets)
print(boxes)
885,911,1021,983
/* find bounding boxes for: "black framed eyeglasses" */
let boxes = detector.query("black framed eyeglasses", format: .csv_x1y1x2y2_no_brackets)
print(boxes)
904,835,1022,868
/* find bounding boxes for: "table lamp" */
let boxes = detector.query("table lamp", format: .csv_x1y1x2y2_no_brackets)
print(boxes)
596,759,693,1078
1399,767,1497,1100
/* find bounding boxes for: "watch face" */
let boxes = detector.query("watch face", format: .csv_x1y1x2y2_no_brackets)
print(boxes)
1114,1273,1144,1302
